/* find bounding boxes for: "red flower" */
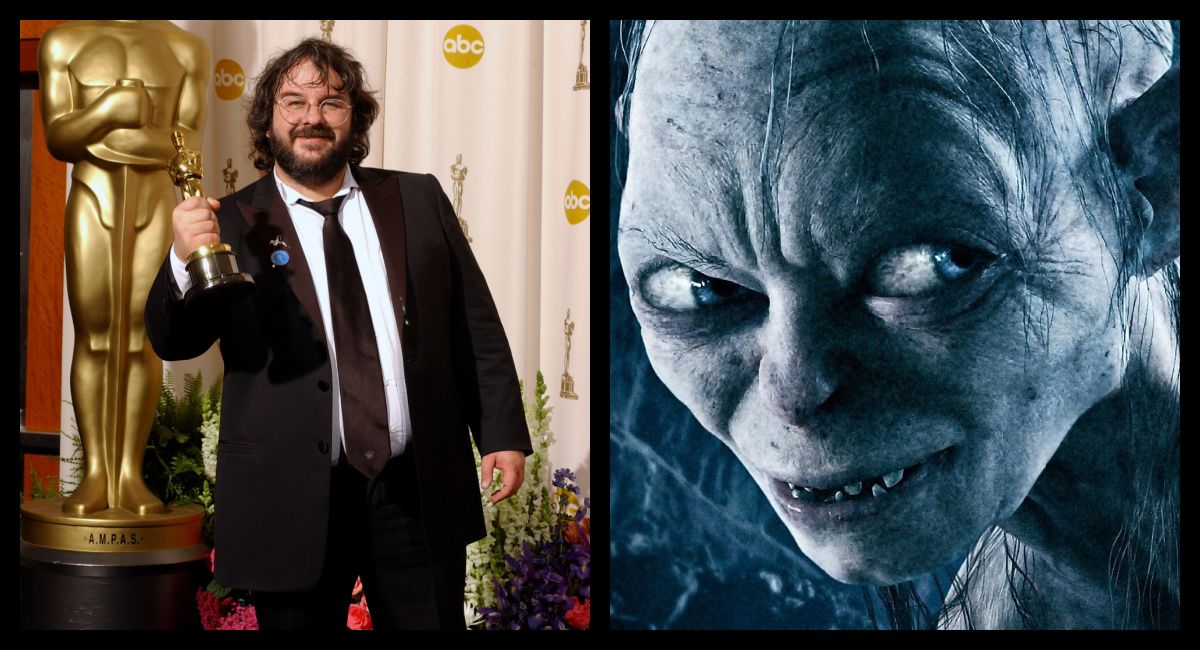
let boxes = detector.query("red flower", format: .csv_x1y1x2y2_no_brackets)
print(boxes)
352,576,364,599
564,520,583,544
565,597,589,630
347,603,372,630
564,517,591,544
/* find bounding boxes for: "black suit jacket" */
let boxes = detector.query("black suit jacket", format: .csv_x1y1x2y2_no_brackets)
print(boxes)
145,166,531,591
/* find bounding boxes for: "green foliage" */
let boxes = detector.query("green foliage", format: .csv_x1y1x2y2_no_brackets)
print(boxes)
207,579,232,600
27,466,60,501
59,405,84,497
145,370,221,547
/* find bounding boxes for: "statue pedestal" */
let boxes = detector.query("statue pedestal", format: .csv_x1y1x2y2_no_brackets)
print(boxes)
560,374,578,400
20,499,208,629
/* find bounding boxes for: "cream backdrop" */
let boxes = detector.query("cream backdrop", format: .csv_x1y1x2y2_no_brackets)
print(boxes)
58,19,591,497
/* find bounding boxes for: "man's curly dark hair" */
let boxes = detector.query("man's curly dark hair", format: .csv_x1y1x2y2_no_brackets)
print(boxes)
246,37,380,171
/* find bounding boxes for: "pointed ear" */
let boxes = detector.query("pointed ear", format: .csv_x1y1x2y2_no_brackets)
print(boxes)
1109,65,1179,276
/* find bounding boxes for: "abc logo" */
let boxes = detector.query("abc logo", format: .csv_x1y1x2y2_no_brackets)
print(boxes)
564,180,590,225
214,59,245,101
443,25,485,69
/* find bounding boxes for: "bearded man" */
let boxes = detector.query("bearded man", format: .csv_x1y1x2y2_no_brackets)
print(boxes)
146,37,531,629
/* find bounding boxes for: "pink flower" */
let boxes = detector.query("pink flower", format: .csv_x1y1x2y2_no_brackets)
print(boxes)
208,549,216,574
197,589,224,630
196,586,260,630
352,576,364,599
565,597,589,630
218,603,259,630
347,603,372,630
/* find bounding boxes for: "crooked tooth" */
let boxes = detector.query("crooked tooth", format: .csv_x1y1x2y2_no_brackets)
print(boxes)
844,481,862,496
872,483,887,498
882,468,904,488
834,490,846,502
791,487,814,501
788,482,798,491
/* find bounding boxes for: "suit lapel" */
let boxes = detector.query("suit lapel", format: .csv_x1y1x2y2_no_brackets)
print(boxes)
238,176,329,344
354,167,409,343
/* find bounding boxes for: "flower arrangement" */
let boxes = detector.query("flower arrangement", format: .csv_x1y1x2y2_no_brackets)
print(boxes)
465,372,591,630
147,372,256,630
479,469,590,630
147,370,219,546
197,550,258,630
465,372,555,618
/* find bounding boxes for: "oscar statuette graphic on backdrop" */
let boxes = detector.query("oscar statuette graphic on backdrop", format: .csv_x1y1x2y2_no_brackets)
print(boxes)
451,153,473,243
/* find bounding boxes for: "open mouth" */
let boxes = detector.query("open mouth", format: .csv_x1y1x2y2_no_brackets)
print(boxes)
771,446,955,519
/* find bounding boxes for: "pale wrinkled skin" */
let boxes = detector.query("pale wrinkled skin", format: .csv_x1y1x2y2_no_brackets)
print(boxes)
618,21,1177,627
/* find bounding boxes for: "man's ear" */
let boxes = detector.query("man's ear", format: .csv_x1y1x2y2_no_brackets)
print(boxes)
1109,65,1179,276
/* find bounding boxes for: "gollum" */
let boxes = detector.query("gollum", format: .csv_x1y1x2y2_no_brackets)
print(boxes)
615,20,1178,629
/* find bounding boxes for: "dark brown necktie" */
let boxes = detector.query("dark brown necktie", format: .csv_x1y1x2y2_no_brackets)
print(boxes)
298,195,390,478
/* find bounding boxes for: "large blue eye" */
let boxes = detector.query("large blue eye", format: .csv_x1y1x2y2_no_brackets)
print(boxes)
691,274,746,306
641,263,755,311
867,244,991,297
932,246,984,282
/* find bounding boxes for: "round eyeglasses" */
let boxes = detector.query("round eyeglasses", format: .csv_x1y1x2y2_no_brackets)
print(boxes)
276,96,353,127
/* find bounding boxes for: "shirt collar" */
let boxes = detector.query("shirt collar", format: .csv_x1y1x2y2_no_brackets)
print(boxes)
273,165,358,207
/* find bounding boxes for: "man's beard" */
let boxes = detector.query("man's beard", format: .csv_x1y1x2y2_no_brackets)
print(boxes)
270,125,353,186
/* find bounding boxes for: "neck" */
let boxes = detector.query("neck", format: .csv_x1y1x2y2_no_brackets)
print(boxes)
274,164,348,201
998,275,1179,627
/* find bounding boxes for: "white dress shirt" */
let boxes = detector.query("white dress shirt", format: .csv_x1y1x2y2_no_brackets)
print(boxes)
171,166,412,465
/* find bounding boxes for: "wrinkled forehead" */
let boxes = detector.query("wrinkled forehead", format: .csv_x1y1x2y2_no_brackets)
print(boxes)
636,21,780,107
625,22,1027,245
632,21,1030,146
630,20,1170,152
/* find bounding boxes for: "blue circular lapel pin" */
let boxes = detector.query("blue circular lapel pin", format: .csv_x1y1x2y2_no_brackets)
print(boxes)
269,235,290,268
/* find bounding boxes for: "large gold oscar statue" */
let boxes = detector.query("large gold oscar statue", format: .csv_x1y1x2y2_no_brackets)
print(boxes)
21,20,210,629
23,18,207,553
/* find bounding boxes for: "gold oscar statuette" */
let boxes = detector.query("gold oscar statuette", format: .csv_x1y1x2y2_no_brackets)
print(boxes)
168,130,254,306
